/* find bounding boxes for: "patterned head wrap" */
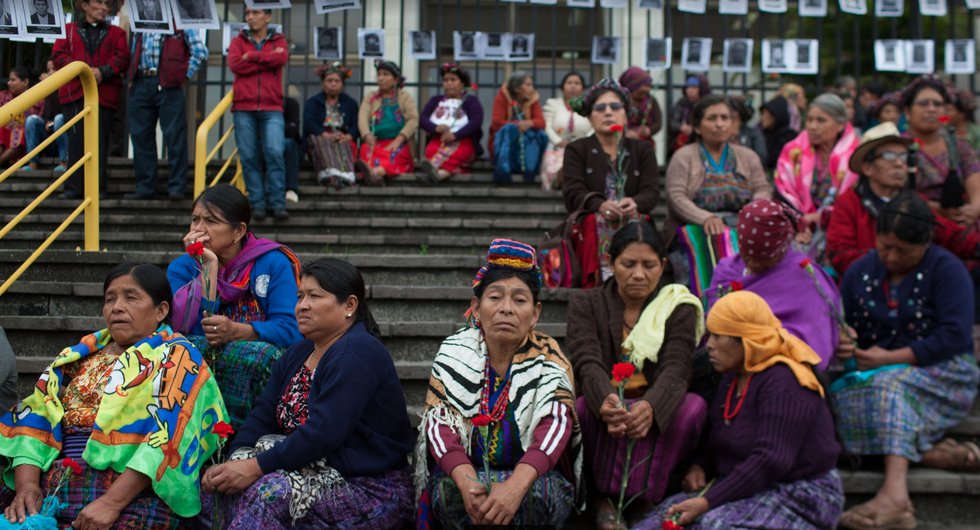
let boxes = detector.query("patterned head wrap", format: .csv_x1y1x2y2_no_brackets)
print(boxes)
618,66,652,94
471,238,543,294
736,199,800,261
374,59,406,88
315,61,352,81
570,77,632,117
706,290,824,396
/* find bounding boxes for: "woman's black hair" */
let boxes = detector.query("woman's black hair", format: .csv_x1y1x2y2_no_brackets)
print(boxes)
301,258,381,337
474,268,541,304
103,262,173,325
691,94,732,129
560,71,587,93
8,67,34,86
902,77,950,109
729,95,754,124
583,86,630,115
609,221,666,263
876,191,935,246
192,184,251,234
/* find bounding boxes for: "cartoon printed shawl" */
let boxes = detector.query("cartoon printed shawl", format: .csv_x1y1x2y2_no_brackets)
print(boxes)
0,325,227,517
413,327,584,509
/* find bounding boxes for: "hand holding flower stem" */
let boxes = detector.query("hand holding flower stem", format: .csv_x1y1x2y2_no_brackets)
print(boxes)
471,414,494,492
611,362,637,526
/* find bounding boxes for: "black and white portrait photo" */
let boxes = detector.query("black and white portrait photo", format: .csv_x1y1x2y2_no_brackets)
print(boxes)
507,33,534,61
644,37,671,69
945,39,976,74
409,30,436,60
315,27,342,60
131,0,173,33
136,0,165,20
358,28,385,59
719,0,748,14
762,39,789,72
637,0,663,9
481,32,507,60
591,36,620,64
453,30,478,61
838,0,867,14
723,38,752,72
681,37,711,71
677,0,706,12
758,0,787,12
905,39,934,73
874,39,905,71
0,0,16,35
222,22,247,55
170,0,220,30
799,0,827,17
28,0,55,24
791,39,818,74
244,0,292,9
19,0,66,37
919,0,946,15
566,0,596,7
314,0,361,14
875,0,902,16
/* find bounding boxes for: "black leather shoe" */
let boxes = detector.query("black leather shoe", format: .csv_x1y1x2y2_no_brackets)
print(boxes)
273,209,290,221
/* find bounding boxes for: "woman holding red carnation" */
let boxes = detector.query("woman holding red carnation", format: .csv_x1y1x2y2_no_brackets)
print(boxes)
635,290,843,530
566,221,707,529
560,78,660,288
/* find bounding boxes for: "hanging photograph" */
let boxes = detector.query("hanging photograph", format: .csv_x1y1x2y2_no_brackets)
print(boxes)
799,0,827,16
945,39,976,74
0,0,16,36
530,0,557,4
481,32,508,60
790,39,819,74
719,0,749,14
637,0,664,9
170,0,220,30
591,36,621,64
358,28,385,59
567,0,596,6
600,0,628,7
244,0,291,8
16,0,66,38
838,0,868,14
507,33,534,61
408,30,436,60
315,0,361,13
966,0,980,8
722,38,753,73
759,0,788,12
875,0,903,16
905,39,934,73
761,39,790,73
315,27,343,60
681,37,712,71
874,39,906,71
677,0,707,13
130,0,174,33
919,0,946,15
453,30,480,61
644,37,671,69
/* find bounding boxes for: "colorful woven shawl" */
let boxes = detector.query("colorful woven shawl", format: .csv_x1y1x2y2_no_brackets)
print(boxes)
675,224,740,305
775,122,860,214
0,326,228,517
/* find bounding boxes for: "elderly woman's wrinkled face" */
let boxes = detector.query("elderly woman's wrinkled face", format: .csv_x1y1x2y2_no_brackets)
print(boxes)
876,232,928,275
862,143,909,193
590,91,628,135
516,76,535,101
103,275,168,348
706,333,745,373
189,202,246,258
81,0,110,23
805,106,845,149
321,73,343,97
613,242,664,304
471,276,541,346
906,87,945,134
295,275,355,343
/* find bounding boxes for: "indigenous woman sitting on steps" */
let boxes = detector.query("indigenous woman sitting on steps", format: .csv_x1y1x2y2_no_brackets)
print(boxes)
635,291,844,530
566,221,706,530
356,60,419,185
168,184,302,429
304,61,360,188
539,71,592,190
618,66,663,148
489,71,548,184
833,193,980,530
203,258,415,529
418,63,484,184
561,78,660,287
415,239,582,528
0,263,226,529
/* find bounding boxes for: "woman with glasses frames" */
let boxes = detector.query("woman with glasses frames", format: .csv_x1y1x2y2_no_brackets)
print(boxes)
560,78,661,288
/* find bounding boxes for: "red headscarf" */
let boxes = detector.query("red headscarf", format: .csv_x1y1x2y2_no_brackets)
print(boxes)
736,199,800,260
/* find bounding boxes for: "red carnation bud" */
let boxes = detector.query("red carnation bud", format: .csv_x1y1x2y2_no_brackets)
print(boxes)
63,457,82,476
939,115,951,125
799,258,812,268
612,362,636,383
186,241,205,258
730,280,743,291
471,414,493,427
471,83,479,91
213,421,235,439
609,124,625,133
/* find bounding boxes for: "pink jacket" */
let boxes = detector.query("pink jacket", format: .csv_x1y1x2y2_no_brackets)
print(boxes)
775,123,860,215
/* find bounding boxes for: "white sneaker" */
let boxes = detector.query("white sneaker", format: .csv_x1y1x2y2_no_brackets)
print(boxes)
285,190,299,203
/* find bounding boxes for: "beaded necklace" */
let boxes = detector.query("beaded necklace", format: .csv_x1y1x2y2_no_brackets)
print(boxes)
480,357,512,421
723,374,753,425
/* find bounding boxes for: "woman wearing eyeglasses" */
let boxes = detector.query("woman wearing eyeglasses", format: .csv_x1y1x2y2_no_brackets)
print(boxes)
560,79,660,288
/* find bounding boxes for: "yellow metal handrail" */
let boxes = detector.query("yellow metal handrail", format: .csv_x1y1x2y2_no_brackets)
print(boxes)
194,90,244,197
0,61,99,296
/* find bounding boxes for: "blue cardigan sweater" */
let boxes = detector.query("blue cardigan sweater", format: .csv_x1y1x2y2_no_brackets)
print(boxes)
230,322,415,477
302,91,360,142
841,244,974,366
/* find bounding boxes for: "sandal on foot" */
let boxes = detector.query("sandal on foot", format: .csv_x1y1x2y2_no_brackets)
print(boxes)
595,508,627,530
839,502,916,530
926,440,980,472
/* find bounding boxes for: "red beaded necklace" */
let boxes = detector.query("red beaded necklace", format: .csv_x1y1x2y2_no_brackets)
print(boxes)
480,357,512,422
723,374,753,425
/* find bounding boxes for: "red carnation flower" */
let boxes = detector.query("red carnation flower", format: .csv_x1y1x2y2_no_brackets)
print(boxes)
609,124,625,133
63,457,82,476
213,421,235,439
798,258,812,269
939,115,951,125
471,83,479,91
186,241,205,257
471,414,492,427
913,137,925,147
729,280,743,291
612,362,636,383
662,520,683,530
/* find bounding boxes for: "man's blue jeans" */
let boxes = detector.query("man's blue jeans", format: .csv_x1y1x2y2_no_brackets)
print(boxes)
233,110,286,212
25,114,68,165
129,76,189,196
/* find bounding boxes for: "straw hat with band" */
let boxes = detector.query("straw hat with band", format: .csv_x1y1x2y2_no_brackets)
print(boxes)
848,122,914,174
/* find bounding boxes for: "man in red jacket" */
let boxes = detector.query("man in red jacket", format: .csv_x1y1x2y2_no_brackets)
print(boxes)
228,7,289,221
